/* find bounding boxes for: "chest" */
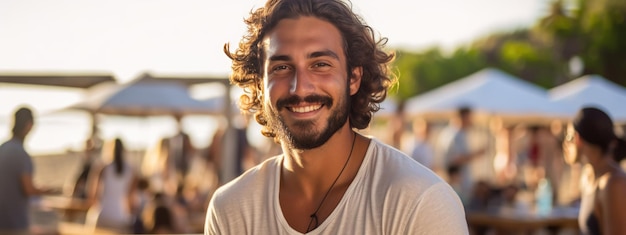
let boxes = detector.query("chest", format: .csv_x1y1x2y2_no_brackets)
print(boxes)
279,184,350,233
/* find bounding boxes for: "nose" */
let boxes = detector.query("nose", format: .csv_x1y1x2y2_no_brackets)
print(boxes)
289,69,314,95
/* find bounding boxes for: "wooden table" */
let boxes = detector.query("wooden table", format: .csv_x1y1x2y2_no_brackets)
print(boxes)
40,195,89,212
467,207,579,235
58,222,118,235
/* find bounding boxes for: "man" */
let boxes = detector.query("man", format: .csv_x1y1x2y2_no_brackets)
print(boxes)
0,107,49,233
205,0,468,234
409,117,434,169
437,106,486,204
169,115,195,182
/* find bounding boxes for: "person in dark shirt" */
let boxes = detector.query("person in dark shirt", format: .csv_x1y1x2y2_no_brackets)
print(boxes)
0,106,50,233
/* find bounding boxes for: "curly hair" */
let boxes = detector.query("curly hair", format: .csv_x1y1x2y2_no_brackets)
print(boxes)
224,0,396,139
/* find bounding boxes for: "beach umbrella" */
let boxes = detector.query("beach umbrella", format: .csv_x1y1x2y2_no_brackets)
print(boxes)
66,78,221,116
404,68,573,122
61,75,224,145
549,75,626,123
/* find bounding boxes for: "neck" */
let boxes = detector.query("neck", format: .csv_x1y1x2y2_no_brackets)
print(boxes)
586,148,619,179
281,126,359,196
12,134,25,143
592,159,620,179
278,126,369,233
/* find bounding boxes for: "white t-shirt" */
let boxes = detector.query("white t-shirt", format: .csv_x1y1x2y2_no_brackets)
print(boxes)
205,138,468,235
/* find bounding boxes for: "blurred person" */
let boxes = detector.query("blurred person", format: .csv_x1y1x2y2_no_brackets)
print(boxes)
205,0,468,234
565,107,626,235
207,115,261,185
409,117,434,169
447,165,465,203
205,126,225,183
466,180,493,235
64,138,102,222
437,106,487,204
0,106,51,233
490,117,517,185
467,180,493,213
85,138,138,233
142,138,177,194
498,184,521,210
72,138,101,200
170,115,195,183
150,206,175,234
131,177,152,234
515,125,564,193
390,102,405,149
142,192,189,234
560,123,584,206
233,115,263,174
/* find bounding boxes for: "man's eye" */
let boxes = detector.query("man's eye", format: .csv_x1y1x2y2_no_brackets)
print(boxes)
313,62,330,68
272,65,290,72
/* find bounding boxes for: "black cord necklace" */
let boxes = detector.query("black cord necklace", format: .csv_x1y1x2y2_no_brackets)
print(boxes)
305,132,357,233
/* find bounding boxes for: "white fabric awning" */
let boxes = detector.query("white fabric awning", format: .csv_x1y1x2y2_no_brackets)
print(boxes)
404,68,572,121
549,75,626,123
66,76,222,116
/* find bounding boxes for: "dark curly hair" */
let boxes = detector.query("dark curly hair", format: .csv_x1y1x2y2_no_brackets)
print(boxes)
224,0,396,139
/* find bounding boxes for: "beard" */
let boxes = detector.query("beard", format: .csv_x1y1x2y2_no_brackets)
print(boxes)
265,87,351,150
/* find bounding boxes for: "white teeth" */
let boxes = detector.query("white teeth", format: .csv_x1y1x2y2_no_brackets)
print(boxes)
291,105,322,113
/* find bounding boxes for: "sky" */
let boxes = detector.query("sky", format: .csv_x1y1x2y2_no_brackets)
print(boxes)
0,0,548,154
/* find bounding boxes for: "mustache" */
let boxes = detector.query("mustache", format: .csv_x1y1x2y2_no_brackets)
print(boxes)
276,95,333,111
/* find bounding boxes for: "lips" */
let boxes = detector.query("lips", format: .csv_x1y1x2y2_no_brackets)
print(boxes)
288,104,323,113
276,95,332,112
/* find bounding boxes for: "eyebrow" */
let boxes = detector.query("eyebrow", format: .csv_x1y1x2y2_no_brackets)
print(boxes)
309,50,339,60
268,49,340,62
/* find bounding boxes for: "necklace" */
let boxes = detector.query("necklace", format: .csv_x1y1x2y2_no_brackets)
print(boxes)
305,132,357,233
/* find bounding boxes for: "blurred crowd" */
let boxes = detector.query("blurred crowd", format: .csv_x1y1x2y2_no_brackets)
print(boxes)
3,102,625,234
387,105,626,234
60,117,273,234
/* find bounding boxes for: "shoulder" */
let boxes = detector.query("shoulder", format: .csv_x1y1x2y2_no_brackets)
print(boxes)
602,172,626,201
405,181,468,234
367,139,451,197
366,140,467,233
206,156,280,233
210,156,279,208
0,139,28,155
0,140,31,164
369,139,441,181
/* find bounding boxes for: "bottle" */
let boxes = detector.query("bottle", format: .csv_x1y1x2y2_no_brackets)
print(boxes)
535,178,553,216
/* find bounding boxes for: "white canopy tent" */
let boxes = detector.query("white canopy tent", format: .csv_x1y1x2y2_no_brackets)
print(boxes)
372,97,400,118
404,68,573,122
549,75,626,123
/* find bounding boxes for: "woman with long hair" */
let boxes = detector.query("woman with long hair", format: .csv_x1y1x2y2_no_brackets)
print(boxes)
564,107,626,234
85,138,138,233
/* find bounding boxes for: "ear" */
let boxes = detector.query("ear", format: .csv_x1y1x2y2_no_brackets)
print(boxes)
349,66,362,96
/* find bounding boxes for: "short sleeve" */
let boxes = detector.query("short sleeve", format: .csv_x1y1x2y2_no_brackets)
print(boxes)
204,196,222,235
406,182,469,234
16,147,34,175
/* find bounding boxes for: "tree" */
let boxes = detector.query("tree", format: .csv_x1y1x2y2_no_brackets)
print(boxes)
578,0,626,86
391,0,626,101
392,47,486,101
534,0,582,85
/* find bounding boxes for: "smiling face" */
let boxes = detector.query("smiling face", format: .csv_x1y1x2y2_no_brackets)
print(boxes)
261,16,361,150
